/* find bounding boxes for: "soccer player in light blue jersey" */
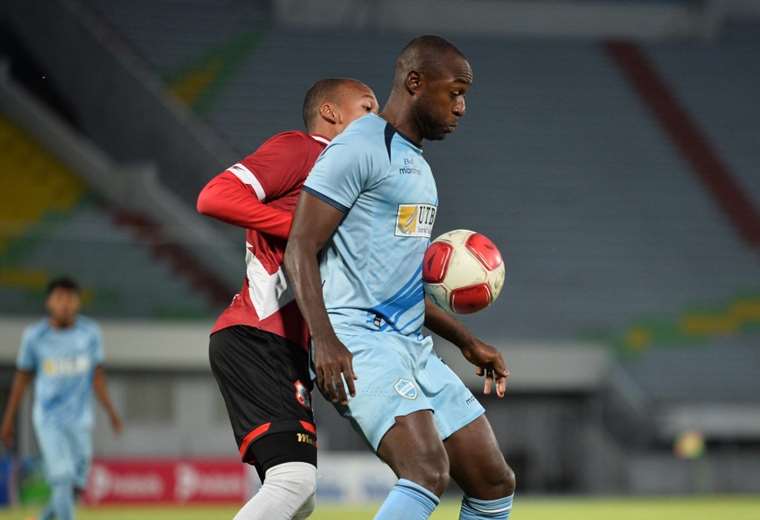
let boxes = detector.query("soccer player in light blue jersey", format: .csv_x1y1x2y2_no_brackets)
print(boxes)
285,36,515,519
1,277,122,520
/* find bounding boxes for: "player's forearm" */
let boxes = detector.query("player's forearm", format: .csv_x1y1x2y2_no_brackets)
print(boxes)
1,371,32,425
424,298,476,350
93,368,117,415
197,173,292,238
284,238,338,342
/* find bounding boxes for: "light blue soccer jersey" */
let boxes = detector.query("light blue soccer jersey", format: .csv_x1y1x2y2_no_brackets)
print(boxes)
17,317,104,429
304,113,438,338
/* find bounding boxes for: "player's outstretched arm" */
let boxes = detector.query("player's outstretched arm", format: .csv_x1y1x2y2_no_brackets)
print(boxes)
93,367,123,434
196,172,293,239
424,298,509,397
284,191,357,405
1,370,33,448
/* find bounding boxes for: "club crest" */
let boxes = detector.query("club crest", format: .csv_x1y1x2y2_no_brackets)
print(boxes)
393,378,418,400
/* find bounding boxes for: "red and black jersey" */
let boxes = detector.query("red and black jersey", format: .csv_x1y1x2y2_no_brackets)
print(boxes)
197,131,330,349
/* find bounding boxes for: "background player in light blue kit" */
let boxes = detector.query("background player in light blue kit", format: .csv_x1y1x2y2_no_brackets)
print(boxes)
1,277,123,520
286,36,516,519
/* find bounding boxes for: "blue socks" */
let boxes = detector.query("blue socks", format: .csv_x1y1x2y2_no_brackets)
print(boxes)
460,494,514,519
374,478,440,520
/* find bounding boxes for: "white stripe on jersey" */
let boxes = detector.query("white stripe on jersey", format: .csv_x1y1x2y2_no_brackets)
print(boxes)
229,163,266,201
310,135,330,146
245,242,295,319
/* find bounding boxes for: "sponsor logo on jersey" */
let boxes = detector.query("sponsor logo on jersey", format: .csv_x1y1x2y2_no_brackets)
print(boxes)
395,204,437,238
42,355,91,376
393,378,419,400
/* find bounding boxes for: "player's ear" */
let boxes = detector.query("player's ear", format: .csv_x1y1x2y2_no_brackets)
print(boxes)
405,70,422,95
319,102,339,125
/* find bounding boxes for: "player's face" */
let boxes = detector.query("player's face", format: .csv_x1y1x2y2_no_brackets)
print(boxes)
415,56,472,141
336,84,379,131
46,288,81,326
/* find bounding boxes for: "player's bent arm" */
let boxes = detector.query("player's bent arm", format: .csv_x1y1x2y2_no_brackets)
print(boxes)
284,191,357,404
196,172,293,239
425,298,510,397
0,370,33,447
424,297,477,349
93,367,123,434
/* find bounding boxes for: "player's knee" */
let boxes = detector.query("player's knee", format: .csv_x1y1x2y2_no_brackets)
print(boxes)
403,447,450,496
293,492,316,520
501,464,516,496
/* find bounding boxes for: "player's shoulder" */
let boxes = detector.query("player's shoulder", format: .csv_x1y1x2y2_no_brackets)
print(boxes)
328,114,388,157
22,319,50,342
75,316,101,335
259,130,317,151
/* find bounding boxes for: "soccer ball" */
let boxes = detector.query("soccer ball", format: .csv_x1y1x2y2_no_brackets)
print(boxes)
422,229,505,314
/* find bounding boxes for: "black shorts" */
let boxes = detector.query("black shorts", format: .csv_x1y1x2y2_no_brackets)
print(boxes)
209,325,316,479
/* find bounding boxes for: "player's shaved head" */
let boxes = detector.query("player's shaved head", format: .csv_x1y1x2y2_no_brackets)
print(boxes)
392,35,469,91
302,78,374,131
383,35,472,143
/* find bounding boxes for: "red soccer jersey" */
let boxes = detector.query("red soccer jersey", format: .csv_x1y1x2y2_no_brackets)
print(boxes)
197,131,330,349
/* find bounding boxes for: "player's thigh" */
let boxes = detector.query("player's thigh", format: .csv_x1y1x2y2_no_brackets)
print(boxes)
376,409,449,494
444,414,515,499
36,426,75,483
417,355,485,441
209,326,316,470
337,335,434,452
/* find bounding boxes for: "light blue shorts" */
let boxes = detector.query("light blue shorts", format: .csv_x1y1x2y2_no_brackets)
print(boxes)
333,331,485,451
35,423,92,487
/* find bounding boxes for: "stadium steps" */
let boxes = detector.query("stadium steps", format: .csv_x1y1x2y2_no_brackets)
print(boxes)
0,115,214,318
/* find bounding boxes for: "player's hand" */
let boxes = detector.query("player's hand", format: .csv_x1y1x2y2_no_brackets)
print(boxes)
461,338,510,398
1,420,14,448
313,334,357,405
110,413,124,435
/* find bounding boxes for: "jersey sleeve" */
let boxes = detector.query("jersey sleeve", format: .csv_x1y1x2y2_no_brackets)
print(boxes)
197,171,293,239
303,140,373,213
16,328,37,372
90,324,105,366
231,132,310,202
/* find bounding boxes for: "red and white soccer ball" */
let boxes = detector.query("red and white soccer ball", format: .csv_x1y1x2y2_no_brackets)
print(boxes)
422,229,505,314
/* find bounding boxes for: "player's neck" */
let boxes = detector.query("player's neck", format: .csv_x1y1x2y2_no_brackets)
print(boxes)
49,316,76,329
381,98,423,147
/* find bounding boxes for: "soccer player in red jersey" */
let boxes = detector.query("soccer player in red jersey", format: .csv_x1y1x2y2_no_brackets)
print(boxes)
196,78,378,520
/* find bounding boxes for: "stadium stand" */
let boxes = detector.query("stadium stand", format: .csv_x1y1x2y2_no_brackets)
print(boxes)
0,115,215,318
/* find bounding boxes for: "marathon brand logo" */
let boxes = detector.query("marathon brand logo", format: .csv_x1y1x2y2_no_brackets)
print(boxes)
395,204,437,238
399,157,421,176
296,432,316,446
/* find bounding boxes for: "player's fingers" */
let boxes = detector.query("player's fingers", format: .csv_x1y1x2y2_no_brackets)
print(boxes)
343,361,357,398
334,371,349,405
475,366,484,377
322,367,337,402
492,355,510,379
483,370,493,395
496,375,507,398
315,367,326,395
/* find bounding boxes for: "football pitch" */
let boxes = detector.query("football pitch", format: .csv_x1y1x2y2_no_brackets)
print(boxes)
1,496,758,520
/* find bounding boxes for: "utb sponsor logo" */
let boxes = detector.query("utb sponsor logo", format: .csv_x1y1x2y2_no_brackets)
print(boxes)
395,204,436,238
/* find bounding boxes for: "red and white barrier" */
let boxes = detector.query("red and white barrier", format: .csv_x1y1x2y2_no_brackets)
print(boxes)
84,459,249,505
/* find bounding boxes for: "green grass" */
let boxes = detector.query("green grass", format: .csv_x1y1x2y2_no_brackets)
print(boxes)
2,496,758,519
